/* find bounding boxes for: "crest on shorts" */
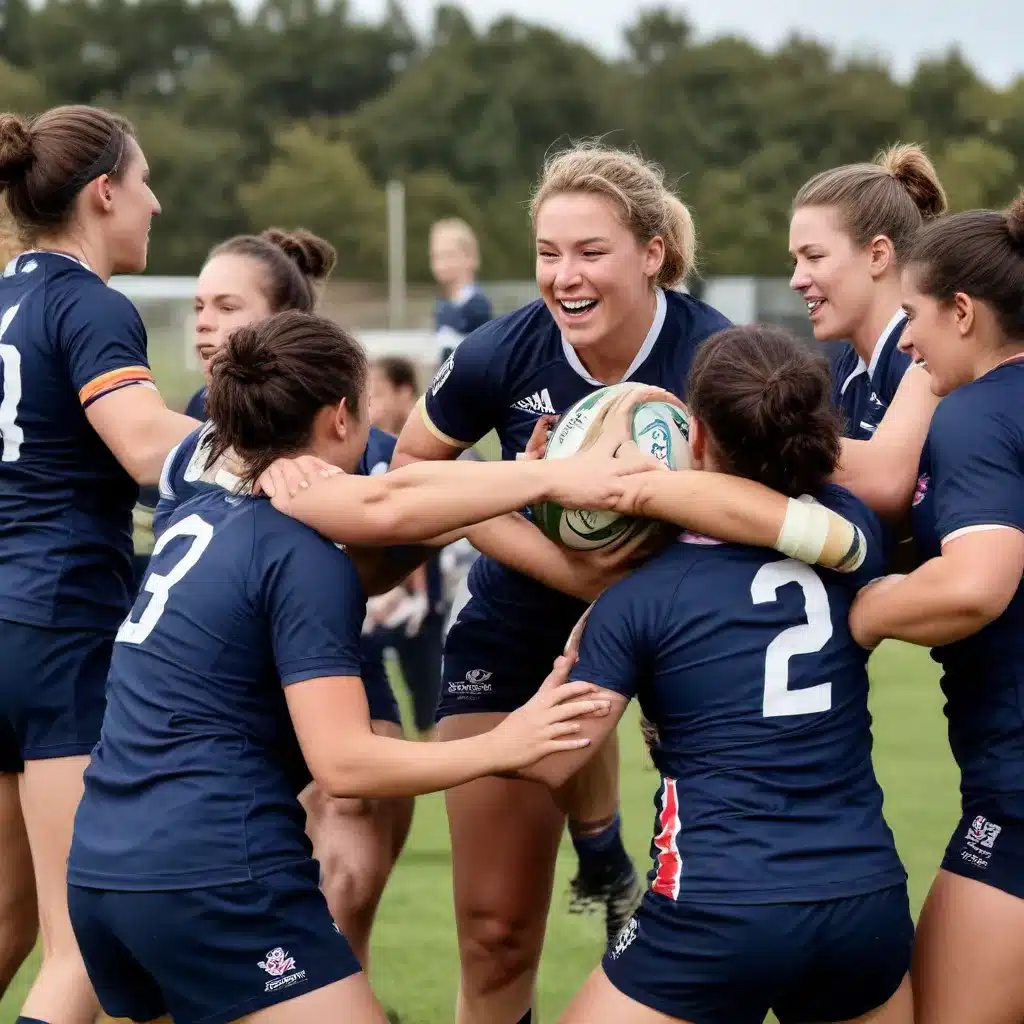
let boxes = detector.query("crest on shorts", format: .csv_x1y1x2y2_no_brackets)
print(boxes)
258,947,297,978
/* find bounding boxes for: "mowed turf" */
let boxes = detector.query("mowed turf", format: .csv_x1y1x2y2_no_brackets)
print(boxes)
0,641,957,1024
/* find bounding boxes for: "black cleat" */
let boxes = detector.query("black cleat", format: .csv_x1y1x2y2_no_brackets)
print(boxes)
569,865,643,948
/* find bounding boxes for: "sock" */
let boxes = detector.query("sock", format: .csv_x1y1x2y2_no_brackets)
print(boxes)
570,811,632,883
517,1011,533,1024
16,1017,51,1023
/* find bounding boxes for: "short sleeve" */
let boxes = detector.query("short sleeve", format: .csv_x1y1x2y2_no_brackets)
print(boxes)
421,326,500,447
928,391,1024,542
260,524,367,686
568,581,656,699
58,283,154,409
814,485,887,589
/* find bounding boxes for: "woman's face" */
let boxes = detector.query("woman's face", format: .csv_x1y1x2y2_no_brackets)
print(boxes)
898,267,978,397
194,253,272,380
105,138,161,275
535,192,663,357
789,204,877,344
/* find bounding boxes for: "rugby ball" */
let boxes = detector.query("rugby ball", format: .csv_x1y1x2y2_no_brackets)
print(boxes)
532,385,690,550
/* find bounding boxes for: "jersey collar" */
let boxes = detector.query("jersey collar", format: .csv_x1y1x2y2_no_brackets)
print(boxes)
560,287,667,386
3,249,94,278
839,308,906,397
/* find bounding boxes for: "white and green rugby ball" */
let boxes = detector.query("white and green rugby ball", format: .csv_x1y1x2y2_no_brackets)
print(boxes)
532,384,690,550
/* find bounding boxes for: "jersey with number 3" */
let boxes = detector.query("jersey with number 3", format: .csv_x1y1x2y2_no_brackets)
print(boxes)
68,487,366,890
0,252,154,630
569,484,905,903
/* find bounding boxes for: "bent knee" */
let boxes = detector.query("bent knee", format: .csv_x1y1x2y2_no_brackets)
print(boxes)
459,908,545,987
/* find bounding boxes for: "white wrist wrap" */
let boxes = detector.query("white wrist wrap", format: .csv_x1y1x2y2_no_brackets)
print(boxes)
775,496,866,573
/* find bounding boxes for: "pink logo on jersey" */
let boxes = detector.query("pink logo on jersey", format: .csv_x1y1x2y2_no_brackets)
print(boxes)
258,948,296,978
678,530,723,546
912,474,930,507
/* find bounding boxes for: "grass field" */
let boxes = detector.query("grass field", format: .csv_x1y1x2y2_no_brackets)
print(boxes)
0,640,958,1024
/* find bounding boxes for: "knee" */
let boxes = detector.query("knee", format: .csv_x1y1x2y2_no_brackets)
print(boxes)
459,906,542,991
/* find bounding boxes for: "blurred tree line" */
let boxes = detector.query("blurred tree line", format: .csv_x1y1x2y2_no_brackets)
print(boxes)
1,1,1022,280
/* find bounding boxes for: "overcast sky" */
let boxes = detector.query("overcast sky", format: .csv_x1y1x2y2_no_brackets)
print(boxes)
347,0,1023,86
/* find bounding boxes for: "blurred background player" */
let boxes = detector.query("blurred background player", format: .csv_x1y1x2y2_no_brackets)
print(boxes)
393,140,731,1024
849,191,1024,1024
788,145,947,521
430,218,493,364
68,310,615,1024
365,355,447,738
534,326,912,1024
162,228,414,971
0,104,199,1024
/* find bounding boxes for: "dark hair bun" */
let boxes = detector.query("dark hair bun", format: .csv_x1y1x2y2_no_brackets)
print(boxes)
0,114,34,189
262,228,337,283
1005,189,1024,253
214,323,282,388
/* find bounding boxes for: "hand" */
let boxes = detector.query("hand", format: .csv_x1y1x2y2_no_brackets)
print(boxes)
489,659,611,771
255,455,344,505
543,440,662,511
587,386,687,459
848,574,905,650
517,414,557,462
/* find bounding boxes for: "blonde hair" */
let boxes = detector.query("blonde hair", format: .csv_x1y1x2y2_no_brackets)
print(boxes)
793,143,947,262
430,218,480,264
531,140,696,289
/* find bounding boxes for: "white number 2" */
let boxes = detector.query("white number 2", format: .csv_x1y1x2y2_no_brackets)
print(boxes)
0,303,24,463
116,514,213,645
751,558,833,718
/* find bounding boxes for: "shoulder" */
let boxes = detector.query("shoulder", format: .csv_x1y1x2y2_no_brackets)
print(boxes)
463,299,553,354
253,500,357,574
663,290,732,339
55,272,142,327
931,367,1024,447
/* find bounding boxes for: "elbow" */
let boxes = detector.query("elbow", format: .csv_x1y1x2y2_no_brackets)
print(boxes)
124,444,166,487
311,758,373,800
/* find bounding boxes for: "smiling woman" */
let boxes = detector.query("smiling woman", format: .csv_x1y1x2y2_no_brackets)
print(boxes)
391,138,732,1024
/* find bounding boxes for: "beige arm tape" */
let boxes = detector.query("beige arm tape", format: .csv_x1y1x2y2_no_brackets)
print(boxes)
775,496,867,574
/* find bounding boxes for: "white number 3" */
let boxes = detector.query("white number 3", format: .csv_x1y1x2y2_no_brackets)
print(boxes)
117,514,213,645
0,303,24,463
751,558,833,718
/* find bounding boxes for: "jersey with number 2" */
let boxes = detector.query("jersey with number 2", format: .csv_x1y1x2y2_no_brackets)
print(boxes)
570,485,905,903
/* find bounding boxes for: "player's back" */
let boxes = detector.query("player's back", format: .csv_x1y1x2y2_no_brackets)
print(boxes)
0,251,150,628
69,487,366,891
575,486,904,902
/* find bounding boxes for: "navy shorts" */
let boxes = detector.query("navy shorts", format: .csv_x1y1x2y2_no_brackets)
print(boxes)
0,618,112,762
360,643,402,726
437,620,559,719
69,861,361,1024
942,803,1024,899
603,886,913,1024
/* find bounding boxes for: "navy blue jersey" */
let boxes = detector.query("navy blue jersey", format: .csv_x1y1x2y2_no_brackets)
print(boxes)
0,251,154,630
423,288,731,646
911,362,1024,813
435,285,492,357
358,424,397,477
830,314,911,440
184,385,207,420
570,484,904,903
68,488,366,890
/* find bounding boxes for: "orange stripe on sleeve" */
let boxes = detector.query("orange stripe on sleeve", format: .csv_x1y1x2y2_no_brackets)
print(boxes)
79,366,154,408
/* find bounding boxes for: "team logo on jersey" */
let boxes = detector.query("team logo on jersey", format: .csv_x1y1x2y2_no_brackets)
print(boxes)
608,917,638,960
912,474,930,507
258,947,306,993
512,388,557,415
869,391,884,408
431,354,455,396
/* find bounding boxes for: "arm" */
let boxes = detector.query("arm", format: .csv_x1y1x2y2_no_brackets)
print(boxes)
263,440,651,548
286,671,608,799
391,396,471,469
850,529,1024,647
87,387,200,485
831,365,938,520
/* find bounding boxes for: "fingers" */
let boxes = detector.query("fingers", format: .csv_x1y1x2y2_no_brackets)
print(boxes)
546,697,612,722
545,737,592,752
539,664,587,694
521,414,557,461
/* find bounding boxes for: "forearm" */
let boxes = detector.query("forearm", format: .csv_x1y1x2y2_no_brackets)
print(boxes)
321,731,500,798
124,409,201,485
287,460,552,546
464,513,610,601
857,558,992,647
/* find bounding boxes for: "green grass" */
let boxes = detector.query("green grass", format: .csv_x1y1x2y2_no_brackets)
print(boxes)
0,642,957,1024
